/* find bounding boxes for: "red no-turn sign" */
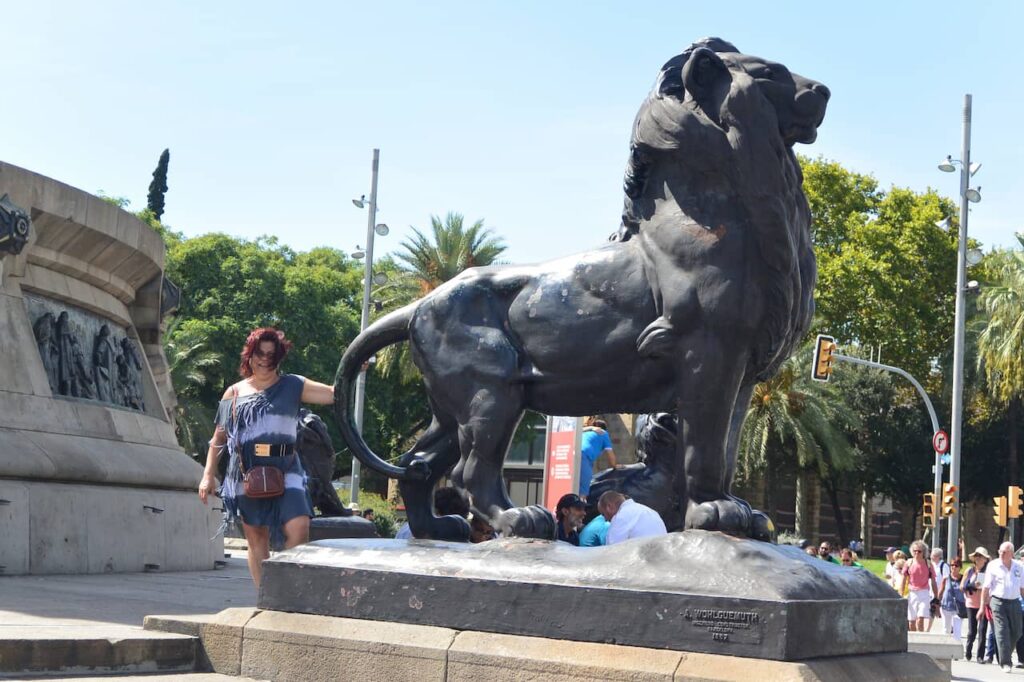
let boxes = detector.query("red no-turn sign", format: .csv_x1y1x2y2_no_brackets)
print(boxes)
933,430,950,454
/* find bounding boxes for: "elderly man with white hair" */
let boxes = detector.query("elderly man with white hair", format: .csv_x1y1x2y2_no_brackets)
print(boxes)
979,541,1024,672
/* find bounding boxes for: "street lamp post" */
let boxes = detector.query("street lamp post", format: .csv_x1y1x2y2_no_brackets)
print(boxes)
941,94,979,560
350,148,383,507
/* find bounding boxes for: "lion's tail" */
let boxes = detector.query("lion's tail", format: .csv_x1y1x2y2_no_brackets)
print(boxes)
333,303,420,481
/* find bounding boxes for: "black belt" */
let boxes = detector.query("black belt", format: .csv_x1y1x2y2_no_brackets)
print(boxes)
250,443,295,458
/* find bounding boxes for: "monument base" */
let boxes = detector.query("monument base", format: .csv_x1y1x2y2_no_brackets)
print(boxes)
0,478,222,574
259,531,905,661
145,608,946,682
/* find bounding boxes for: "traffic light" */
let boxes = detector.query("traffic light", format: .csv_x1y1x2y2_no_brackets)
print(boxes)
994,495,1009,527
1010,486,1024,519
812,334,837,382
922,493,936,528
941,483,958,517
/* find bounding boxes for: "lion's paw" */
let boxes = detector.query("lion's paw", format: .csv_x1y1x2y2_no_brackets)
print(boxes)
684,495,756,538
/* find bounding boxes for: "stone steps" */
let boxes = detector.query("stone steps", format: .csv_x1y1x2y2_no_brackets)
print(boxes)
0,625,200,678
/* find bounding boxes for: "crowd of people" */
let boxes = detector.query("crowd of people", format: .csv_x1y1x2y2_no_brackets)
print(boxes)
879,538,1024,672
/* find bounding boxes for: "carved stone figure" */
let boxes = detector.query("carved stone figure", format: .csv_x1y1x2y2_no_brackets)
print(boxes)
69,335,97,399
0,194,31,255
333,38,829,542
55,312,75,396
32,312,60,393
118,337,144,411
92,324,118,402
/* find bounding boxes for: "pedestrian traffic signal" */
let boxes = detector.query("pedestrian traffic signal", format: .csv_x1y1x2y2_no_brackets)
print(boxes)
994,495,1009,528
812,334,837,382
922,493,935,528
941,483,958,517
1009,486,1024,519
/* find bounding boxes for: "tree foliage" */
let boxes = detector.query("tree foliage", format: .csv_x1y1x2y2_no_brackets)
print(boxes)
147,149,170,221
397,212,506,293
803,156,959,379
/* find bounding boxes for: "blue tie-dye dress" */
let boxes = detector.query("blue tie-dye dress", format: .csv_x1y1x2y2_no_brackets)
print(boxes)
215,373,313,531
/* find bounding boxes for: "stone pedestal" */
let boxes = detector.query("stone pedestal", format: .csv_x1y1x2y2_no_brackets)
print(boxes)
145,608,946,682
0,161,222,574
259,531,905,661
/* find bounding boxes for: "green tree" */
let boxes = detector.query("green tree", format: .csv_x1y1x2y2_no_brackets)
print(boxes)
802,156,959,379
974,236,1024,495
396,212,506,293
161,232,430,491
147,149,170,221
163,319,221,457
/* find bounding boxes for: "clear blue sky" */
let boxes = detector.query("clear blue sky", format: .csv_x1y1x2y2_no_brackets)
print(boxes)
6,1,1021,265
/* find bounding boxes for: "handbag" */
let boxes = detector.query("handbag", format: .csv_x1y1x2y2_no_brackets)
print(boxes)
230,387,285,499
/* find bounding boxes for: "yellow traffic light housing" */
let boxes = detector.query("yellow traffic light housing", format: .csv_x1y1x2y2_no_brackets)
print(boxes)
994,495,1009,528
941,483,958,517
922,493,936,528
1009,486,1023,519
812,334,837,382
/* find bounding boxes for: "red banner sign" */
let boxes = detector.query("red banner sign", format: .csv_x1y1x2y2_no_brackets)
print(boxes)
543,416,581,513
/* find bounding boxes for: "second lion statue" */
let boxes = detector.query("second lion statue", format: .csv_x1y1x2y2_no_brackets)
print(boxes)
334,37,830,542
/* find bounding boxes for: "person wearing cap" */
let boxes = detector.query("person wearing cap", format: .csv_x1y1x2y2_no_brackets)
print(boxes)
962,546,993,662
979,542,1024,671
555,493,587,545
598,491,666,545
883,546,899,586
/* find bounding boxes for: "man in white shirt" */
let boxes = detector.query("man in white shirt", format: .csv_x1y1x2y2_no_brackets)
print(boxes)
597,491,667,545
979,541,1024,671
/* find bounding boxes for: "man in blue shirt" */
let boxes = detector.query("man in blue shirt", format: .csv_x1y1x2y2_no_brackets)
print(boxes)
579,417,619,500
579,514,610,546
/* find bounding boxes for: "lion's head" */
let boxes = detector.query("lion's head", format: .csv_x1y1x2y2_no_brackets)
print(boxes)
619,39,830,380
621,38,830,231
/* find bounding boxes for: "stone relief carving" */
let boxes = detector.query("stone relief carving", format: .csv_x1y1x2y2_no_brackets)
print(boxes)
0,194,31,255
26,296,146,412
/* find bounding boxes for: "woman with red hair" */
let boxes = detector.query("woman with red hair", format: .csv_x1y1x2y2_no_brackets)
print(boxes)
198,327,334,586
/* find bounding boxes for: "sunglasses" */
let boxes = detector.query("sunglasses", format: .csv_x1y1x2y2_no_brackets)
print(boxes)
253,348,276,359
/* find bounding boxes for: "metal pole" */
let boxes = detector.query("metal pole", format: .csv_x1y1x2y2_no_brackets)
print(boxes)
947,95,971,560
832,352,944,542
351,148,380,506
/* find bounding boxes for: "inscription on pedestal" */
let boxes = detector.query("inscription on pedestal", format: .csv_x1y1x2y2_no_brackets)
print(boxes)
684,607,763,645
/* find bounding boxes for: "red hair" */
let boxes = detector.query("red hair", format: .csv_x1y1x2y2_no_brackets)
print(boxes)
239,327,292,378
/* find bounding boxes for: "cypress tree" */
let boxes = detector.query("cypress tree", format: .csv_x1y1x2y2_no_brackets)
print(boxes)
147,148,170,220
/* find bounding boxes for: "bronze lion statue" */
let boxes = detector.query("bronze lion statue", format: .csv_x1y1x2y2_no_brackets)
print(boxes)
334,37,829,542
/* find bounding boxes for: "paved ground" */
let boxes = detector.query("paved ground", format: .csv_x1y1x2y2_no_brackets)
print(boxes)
0,550,255,629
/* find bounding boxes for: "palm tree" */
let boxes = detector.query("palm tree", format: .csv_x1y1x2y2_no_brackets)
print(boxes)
376,213,507,382
396,212,506,294
975,235,1024,490
163,321,221,457
737,347,858,541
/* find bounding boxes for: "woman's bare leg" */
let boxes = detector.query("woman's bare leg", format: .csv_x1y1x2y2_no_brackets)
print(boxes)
282,515,310,549
242,523,271,587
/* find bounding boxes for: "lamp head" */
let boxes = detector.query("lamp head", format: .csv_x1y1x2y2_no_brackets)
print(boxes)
965,187,982,203
372,272,388,286
966,248,984,267
351,246,366,260
935,217,952,231
937,155,957,173
352,195,367,209
374,223,389,236
965,280,980,294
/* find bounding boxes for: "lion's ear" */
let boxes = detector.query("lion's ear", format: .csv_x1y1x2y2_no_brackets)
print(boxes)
682,47,730,108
